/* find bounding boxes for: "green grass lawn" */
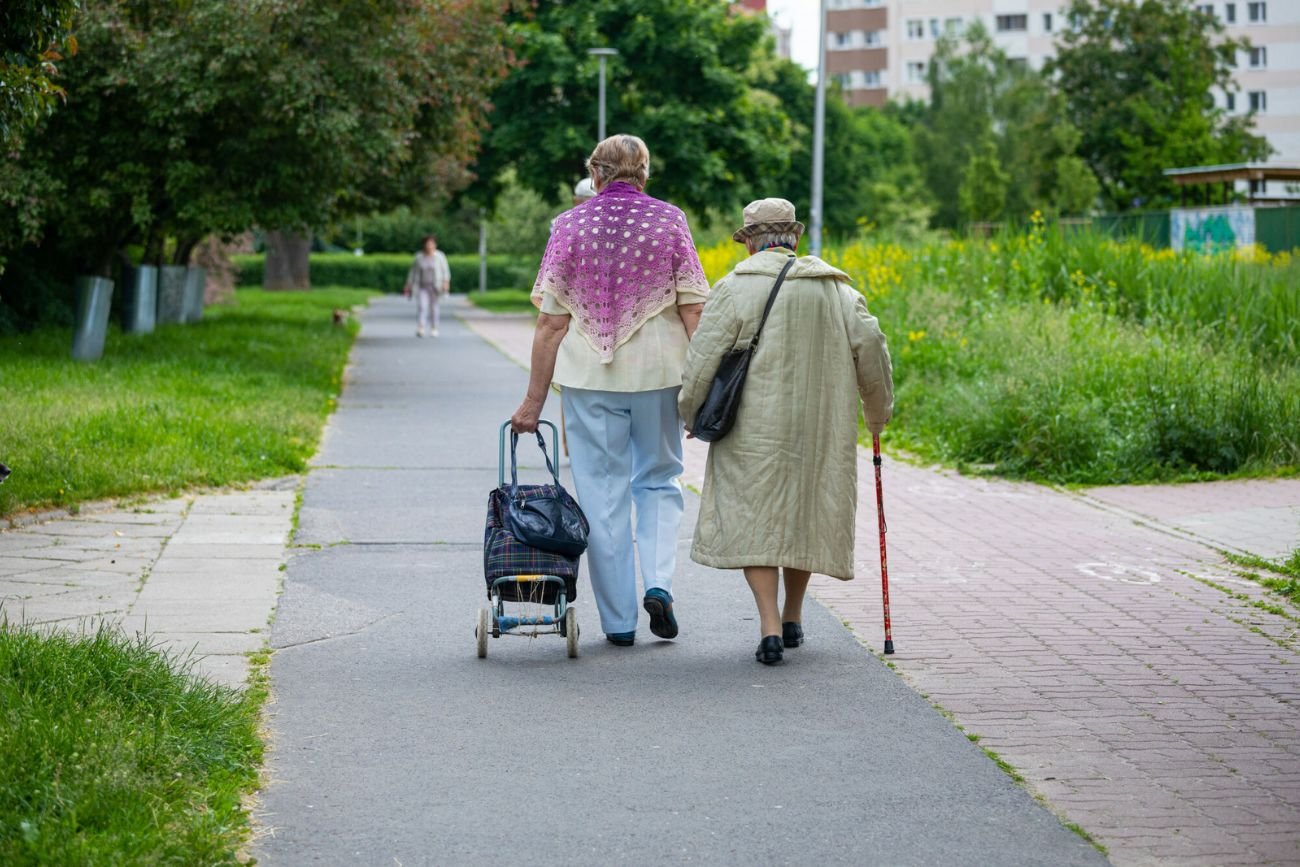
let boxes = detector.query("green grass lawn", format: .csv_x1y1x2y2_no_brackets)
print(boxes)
0,622,265,864
465,289,536,314
0,287,374,518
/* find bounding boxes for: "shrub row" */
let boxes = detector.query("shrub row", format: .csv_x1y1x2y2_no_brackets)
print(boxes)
232,253,538,293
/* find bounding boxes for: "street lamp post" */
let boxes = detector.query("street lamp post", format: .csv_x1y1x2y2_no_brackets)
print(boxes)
478,207,487,294
810,0,827,257
588,47,618,141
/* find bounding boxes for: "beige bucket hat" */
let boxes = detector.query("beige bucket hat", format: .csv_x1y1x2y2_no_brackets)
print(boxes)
732,197,806,243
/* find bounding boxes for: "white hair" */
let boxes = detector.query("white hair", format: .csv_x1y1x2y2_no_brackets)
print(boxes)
747,231,800,251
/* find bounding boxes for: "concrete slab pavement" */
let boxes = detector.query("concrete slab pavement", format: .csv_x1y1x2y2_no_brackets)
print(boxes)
462,298,1300,866
0,486,296,687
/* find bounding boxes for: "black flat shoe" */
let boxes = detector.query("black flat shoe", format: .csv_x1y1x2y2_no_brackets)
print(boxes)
755,635,784,665
782,622,803,648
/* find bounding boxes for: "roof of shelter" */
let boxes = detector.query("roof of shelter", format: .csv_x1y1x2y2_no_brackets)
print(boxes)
1163,163,1300,185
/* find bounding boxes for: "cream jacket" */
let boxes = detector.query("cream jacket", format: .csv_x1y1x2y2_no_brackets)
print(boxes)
678,250,893,580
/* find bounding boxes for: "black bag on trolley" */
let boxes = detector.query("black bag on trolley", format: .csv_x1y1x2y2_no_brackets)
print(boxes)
483,425,588,604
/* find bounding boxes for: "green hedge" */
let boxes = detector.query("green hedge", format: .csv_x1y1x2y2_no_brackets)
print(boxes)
232,253,537,292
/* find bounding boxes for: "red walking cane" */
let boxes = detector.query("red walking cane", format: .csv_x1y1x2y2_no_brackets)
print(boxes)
872,434,895,655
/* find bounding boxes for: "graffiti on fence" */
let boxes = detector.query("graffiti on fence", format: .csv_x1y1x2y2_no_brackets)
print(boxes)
1170,206,1255,253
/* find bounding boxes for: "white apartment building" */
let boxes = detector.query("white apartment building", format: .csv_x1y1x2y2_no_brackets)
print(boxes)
825,0,1300,162
1216,0,1300,165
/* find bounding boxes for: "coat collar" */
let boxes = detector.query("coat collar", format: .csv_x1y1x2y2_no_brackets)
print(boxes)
733,249,852,283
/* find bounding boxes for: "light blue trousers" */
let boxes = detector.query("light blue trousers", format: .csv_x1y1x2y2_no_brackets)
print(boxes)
561,386,685,634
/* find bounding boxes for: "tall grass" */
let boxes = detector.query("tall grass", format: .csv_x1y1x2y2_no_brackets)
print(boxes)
0,287,374,517
698,227,1300,484
0,621,264,863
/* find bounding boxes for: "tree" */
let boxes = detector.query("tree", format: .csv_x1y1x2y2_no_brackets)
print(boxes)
469,0,797,220
754,54,929,240
959,137,1009,224
914,21,1098,228
1053,156,1101,216
1,0,514,309
1049,0,1271,211
0,0,79,151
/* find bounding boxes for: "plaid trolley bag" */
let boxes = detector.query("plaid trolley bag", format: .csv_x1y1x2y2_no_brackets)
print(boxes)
483,421,585,607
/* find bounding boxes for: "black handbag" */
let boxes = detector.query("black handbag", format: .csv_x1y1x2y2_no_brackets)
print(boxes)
692,254,796,443
502,429,589,557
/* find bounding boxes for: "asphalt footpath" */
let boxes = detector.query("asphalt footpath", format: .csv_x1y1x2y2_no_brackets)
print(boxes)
255,295,1107,866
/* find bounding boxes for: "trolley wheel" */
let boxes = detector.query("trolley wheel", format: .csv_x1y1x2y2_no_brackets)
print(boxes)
565,607,579,659
476,608,489,658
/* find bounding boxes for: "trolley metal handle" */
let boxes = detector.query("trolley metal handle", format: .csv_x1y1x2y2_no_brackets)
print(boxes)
499,420,561,488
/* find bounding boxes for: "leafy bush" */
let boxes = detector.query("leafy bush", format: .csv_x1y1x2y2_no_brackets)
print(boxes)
319,205,482,255
232,253,537,293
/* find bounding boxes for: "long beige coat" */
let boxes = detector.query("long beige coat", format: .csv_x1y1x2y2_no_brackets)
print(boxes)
678,250,893,580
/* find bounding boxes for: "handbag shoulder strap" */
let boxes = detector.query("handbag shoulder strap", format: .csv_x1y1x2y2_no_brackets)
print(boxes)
750,255,797,350
509,430,561,489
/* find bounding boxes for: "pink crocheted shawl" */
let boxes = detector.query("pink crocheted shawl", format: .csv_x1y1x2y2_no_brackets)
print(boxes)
533,181,708,363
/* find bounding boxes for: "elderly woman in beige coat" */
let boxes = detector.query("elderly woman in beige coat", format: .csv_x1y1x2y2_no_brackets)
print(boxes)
678,199,893,665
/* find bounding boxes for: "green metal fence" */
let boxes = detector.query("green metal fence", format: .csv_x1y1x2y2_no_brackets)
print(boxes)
1256,206,1300,253
1093,212,1171,247
1094,206,1300,253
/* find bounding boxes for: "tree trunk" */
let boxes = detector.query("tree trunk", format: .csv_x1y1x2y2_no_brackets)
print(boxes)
264,229,312,290
192,234,250,306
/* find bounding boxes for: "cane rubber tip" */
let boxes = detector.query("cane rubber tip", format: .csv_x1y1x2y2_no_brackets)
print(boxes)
883,640,895,655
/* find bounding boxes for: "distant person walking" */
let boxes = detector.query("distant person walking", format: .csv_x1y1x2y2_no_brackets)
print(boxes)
678,198,894,665
511,134,709,647
404,235,450,337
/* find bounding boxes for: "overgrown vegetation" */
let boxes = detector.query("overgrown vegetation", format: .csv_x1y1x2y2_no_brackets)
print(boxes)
701,228,1300,485
0,288,373,518
0,621,264,864
1222,548,1300,604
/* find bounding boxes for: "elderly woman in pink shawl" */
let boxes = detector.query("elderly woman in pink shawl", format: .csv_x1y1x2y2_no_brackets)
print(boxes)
511,134,708,647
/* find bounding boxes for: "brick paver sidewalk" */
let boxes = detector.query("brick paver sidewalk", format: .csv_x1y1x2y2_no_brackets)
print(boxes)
462,300,1300,866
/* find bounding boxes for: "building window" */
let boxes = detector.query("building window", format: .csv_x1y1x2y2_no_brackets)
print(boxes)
863,70,882,88
1008,57,1028,70
945,17,963,33
929,18,941,38
1250,179,1266,196
1225,3,1236,22
864,30,883,47
907,61,926,83
1043,13,1053,33
1248,90,1266,112
1226,91,1236,111
1196,3,1214,16
833,31,850,48
996,14,1029,32
1249,46,1267,67
907,19,924,39
835,73,852,89
1248,2,1266,22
